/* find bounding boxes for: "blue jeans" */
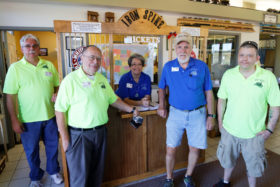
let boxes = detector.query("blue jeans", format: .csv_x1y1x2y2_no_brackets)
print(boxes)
166,106,207,149
21,117,60,181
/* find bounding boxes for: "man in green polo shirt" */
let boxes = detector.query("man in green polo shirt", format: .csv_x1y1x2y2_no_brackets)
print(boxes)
55,45,139,187
214,41,280,187
3,34,63,187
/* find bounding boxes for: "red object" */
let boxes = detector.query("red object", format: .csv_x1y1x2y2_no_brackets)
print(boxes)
191,50,196,58
167,32,177,39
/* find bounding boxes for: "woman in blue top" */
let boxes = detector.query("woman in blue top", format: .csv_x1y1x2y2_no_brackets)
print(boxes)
116,53,151,107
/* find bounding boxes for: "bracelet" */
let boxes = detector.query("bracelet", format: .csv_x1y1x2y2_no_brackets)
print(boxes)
266,128,273,134
207,114,216,118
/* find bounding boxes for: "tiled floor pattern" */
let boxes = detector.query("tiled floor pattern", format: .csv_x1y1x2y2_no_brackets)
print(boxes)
0,141,64,187
1,122,280,187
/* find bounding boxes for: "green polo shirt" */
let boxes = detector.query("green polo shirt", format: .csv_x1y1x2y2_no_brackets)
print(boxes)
55,68,117,128
218,65,280,138
3,57,59,123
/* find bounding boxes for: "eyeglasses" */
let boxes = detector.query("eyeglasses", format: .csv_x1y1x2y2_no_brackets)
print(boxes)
240,41,258,50
83,55,102,62
23,44,39,49
131,63,143,67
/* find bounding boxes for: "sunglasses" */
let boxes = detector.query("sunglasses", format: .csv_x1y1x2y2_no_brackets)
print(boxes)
240,41,258,50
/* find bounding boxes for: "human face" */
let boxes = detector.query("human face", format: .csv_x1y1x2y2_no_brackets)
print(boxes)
81,47,102,76
175,41,192,64
130,58,143,76
21,38,40,60
238,47,259,71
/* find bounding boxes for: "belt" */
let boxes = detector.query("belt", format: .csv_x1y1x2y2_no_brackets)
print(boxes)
68,125,105,131
183,105,205,112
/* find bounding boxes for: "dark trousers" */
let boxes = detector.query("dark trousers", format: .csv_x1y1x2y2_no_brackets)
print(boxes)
21,117,60,181
66,126,107,187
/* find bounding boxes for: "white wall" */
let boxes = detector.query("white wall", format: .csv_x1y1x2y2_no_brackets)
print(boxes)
0,1,260,62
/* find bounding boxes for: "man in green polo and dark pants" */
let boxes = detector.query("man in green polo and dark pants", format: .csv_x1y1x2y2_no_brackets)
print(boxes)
214,41,280,187
3,34,63,187
55,45,139,187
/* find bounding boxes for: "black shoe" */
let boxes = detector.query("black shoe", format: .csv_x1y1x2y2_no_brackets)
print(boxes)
184,176,195,187
213,179,231,187
163,179,174,187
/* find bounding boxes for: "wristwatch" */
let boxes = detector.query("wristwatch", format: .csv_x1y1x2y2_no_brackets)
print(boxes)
131,106,136,113
207,114,216,118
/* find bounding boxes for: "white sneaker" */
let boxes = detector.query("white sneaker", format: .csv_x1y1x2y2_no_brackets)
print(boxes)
50,173,64,184
30,181,43,187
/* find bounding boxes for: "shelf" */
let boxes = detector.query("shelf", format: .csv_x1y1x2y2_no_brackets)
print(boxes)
178,18,254,32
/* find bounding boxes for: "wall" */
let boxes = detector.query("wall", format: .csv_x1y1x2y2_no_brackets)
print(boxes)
0,1,260,70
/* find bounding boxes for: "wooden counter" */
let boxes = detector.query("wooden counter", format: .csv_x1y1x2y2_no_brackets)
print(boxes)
102,107,205,186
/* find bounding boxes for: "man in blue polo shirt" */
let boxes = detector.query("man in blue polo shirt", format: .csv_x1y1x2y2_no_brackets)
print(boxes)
158,33,215,187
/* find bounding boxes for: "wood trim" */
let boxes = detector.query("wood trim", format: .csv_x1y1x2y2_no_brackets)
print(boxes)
59,138,69,187
54,20,208,37
120,110,157,119
109,34,114,87
178,18,254,32
55,33,63,81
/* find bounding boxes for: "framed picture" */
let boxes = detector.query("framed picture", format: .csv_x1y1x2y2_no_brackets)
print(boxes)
66,36,84,50
39,48,48,56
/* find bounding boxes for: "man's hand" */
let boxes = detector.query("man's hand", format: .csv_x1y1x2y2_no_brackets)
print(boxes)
61,137,70,152
157,106,167,118
257,130,272,141
133,108,139,117
51,93,57,102
206,117,215,131
12,118,25,134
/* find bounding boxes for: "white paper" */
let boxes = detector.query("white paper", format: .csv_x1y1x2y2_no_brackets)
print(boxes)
71,22,101,33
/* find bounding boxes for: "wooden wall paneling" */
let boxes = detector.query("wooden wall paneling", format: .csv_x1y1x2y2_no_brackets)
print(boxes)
264,49,276,67
147,114,167,171
104,107,146,181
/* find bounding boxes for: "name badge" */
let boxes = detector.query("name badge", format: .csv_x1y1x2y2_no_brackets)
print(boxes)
126,83,133,88
45,72,52,76
171,67,179,72
82,81,91,88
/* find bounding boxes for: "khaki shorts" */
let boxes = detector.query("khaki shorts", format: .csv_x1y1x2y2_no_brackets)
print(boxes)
217,128,267,177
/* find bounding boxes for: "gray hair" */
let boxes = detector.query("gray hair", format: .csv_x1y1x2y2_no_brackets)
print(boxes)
20,34,40,47
128,53,145,67
82,45,102,55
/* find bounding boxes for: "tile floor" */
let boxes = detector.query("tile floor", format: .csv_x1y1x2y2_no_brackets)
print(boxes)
1,121,280,187
0,141,64,187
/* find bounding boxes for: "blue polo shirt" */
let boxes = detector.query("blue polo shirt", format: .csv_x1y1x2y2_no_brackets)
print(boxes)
159,58,212,110
116,71,151,100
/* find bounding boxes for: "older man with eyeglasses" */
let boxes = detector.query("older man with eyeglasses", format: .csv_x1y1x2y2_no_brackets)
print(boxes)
3,34,63,187
55,45,139,187
214,41,280,187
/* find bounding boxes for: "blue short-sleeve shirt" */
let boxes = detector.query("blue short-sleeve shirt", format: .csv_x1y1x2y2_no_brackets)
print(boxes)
116,71,151,100
159,58,212,110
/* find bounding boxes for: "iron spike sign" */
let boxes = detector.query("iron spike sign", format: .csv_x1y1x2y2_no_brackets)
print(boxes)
118,8,166,30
